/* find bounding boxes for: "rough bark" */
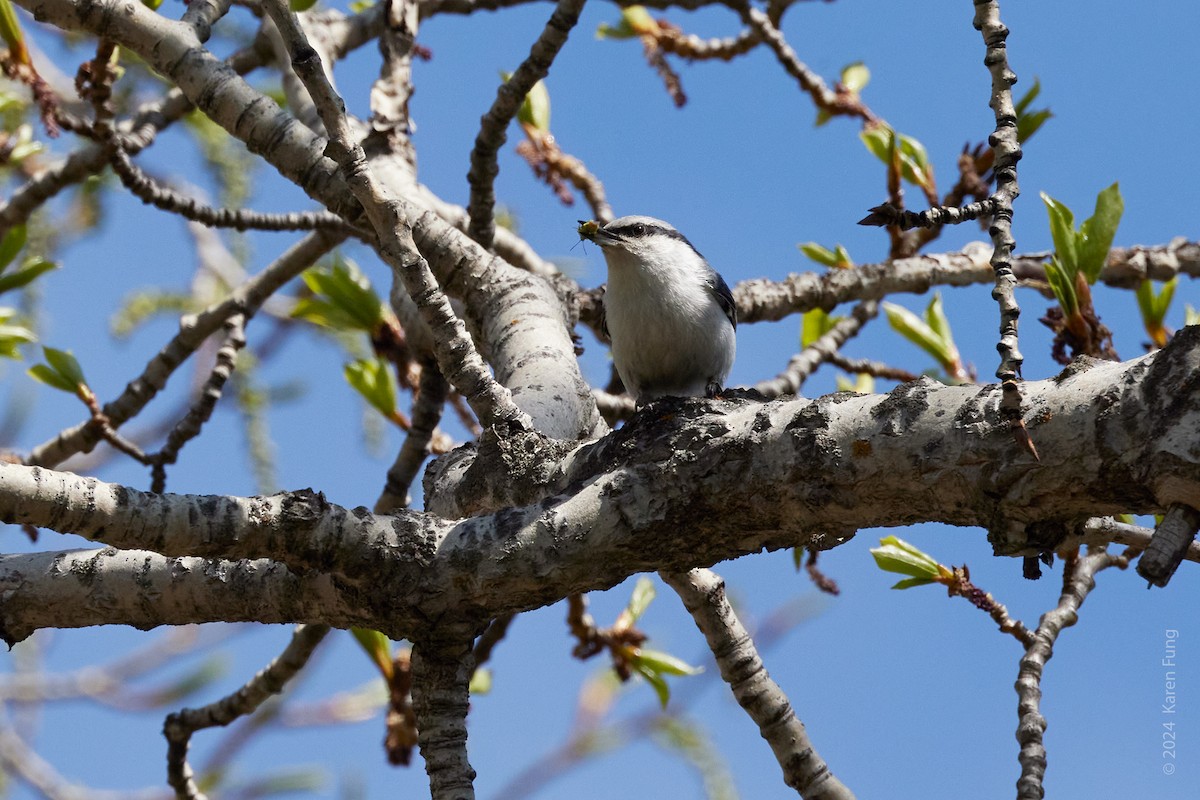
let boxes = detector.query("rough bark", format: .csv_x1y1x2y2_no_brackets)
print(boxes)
1,328,1196,642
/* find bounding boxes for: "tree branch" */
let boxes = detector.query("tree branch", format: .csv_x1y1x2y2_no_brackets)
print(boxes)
1014,547,1133,800
411,633,479,800
466,0,587,248
26,230,346,468
163,623,331,800
0,549,354,644
662,569,854,799
2,329,1197,641
755,300,878,397
971,0,1028,447
1136,502,1200,587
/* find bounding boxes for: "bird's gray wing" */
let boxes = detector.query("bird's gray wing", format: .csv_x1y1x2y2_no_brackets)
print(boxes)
708,273,738,330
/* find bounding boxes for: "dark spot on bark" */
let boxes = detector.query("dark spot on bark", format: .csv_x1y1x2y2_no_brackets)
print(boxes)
870,378,933,435
953,385,997,430
281,489,329,527
785,401,827,433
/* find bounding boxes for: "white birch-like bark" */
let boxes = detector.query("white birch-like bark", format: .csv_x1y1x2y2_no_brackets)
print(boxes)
0,328,1196,642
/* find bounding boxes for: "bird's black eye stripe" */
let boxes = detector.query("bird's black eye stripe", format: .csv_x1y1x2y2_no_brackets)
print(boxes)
606,222,698,251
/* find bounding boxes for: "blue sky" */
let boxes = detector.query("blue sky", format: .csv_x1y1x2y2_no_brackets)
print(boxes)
2,0,1198,798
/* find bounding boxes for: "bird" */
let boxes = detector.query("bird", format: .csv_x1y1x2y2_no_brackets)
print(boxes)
578,215,737,405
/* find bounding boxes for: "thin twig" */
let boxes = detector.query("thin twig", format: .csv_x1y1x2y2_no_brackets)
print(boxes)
1014,546,1134,800
472,613,516,669
466,0,587,248
163,624,331,800
108,146,354,233
972,0,1034,459
374,361,450,513
730,0,877,125
1076,517,1200,564
151,315,247,493
26,231,345,468
755,300,878,398
858,198,998,230
826,353,918,383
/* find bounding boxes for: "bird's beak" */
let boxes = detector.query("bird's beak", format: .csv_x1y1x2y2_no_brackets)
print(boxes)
577,220,618,247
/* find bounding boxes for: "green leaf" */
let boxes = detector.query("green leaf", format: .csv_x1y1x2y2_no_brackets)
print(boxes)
0,310,35,358
290,297,357,330
1078,182,1123,284
344,358,397,420
297,259,385,332
596,5,655,39
835,372,873,394
1017,108,1052,143
1135,278,1154,321
897,134,931,191
43,347,85,387
516,78,551,132
800,242,852,269
840,61,870,93
0,0,29,65
0,258,56,295
814,108,832,127
28,363,79,393
869,535,943,581
632,648,702,678
883,301,955,369
860,126,932,191
0,224,26,271
1154,277,1178,321
1014,80,1052,143
626,576,656,623
351,627,393,679
891,577,937,590
1043,257,1078,317
1041,192,1078,276
1136,278,1176,327
798,242,838,267
627,656,673,708
469,667,492,694
290,0,317,9
801,308,842,348
922,292,952,343
1013,77,1041,117
859,126,891,165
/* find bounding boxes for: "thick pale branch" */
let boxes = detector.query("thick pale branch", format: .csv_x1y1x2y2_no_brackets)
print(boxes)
0,549,354,644
732,239,1200,324
410,634,479,800
13,0,599,440
1,330,1197,640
